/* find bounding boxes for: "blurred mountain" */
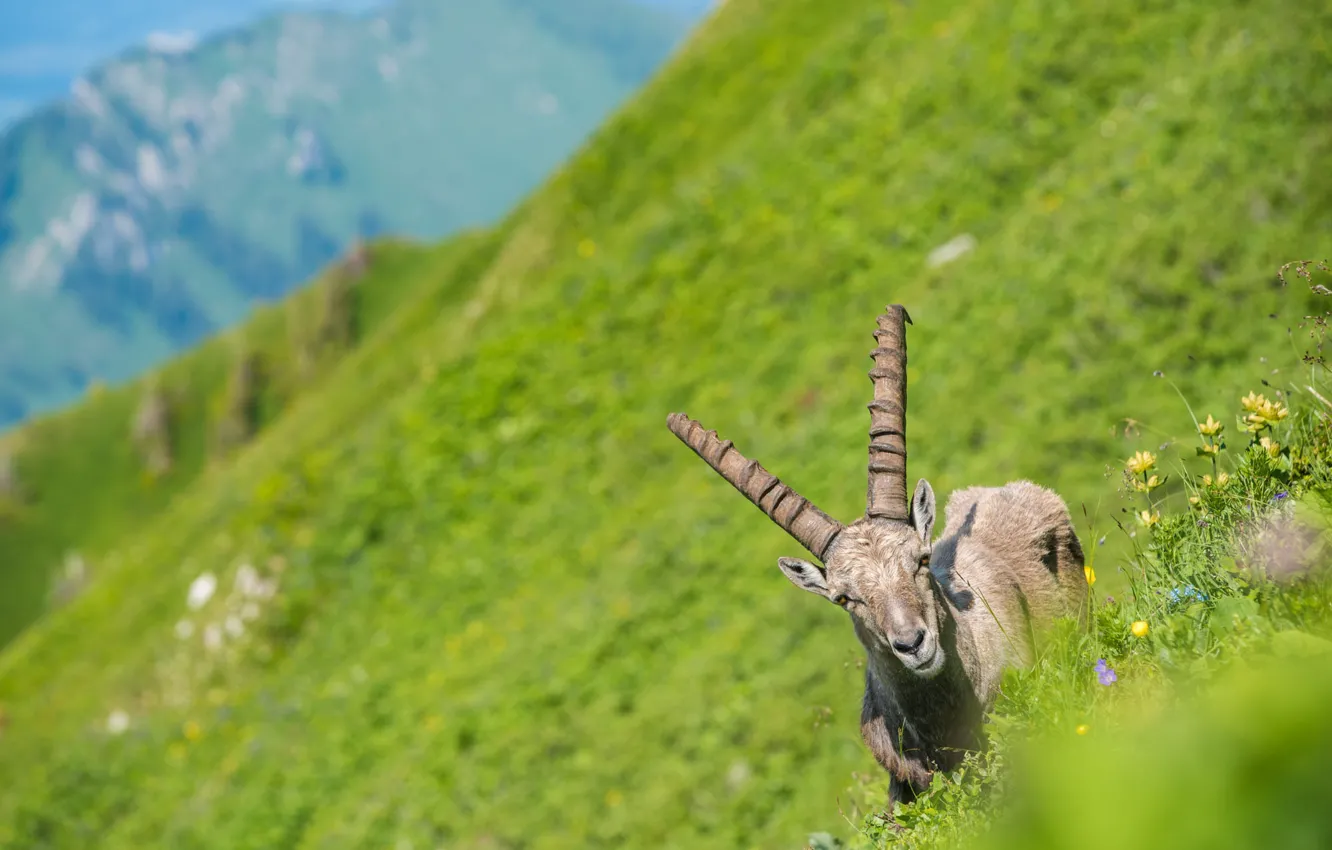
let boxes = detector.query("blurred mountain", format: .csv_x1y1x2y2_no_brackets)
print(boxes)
0,0,385,129
0,0,715,128
0,0,696,428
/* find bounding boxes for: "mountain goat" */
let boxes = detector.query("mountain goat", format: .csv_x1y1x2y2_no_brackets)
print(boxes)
666,305,1088,816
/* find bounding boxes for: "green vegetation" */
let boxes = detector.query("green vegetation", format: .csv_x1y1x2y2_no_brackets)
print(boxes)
0,234,491,646
211,340,264,456
2,0,1332,847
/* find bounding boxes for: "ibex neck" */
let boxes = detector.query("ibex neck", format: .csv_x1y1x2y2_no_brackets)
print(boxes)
863,605,983,743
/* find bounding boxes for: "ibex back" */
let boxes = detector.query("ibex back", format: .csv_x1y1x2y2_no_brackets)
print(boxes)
666,305,1088,816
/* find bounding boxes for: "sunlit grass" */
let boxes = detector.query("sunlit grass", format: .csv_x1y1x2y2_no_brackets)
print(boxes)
2,0,1332,847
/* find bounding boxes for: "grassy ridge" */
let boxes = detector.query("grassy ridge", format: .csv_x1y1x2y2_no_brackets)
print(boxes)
1,0,1332,847
0,231,493,647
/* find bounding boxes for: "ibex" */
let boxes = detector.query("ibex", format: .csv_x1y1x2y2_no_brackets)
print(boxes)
667,305,1088,816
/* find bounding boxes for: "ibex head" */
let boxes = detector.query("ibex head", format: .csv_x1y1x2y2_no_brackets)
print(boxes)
668,305,948,679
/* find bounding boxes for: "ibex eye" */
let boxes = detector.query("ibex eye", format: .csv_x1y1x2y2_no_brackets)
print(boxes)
833,594,850,606
918,554,931,568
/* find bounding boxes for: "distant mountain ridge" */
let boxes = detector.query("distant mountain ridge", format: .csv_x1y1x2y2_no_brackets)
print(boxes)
0,0,697,429
0,1,384,131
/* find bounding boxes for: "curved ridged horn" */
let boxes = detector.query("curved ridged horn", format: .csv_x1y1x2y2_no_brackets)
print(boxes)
667,412,844,561
867,305,912,521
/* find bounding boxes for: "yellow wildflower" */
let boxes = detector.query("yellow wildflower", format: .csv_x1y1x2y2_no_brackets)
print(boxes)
1137,510,1160,527
1084,565,1096,586
605,789,624,808
1202,472,1231,488
183,720,202,742
1132,473,1164,493
1197,442,1220,457
577,238,597,258
1258,399,1289,422
1076,724,1090,736
1260,436,1281,457
1131,620,1150,638
1189,495,1200,506
1125,451,1157,475
1198,415,1224,436
1241,396,1289,433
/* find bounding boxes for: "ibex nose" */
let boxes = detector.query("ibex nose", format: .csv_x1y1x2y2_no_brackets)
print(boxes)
892,629,927,655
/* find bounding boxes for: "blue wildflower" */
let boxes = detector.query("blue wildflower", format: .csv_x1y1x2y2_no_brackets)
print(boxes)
1274,491,1289,501
1095,658,1118,686
1167,584,1208,607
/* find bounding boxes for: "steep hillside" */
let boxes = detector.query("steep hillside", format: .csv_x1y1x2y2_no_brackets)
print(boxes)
0,230,496,647
0,0,694,428
1,0,1331,848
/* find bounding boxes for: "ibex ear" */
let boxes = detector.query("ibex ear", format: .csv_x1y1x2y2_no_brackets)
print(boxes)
778,557,829,598
911,479,936,544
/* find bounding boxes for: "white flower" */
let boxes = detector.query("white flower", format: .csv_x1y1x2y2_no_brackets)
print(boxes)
174,619,195,640
63,552,87,582
203,624,223,652
235,563,261,598
240,602,260,621
224,615,244,638
186,572,217,610
106,709,130,734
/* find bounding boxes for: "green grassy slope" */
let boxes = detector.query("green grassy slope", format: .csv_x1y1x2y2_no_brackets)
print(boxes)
0,231,495,646
1,0,1332,847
